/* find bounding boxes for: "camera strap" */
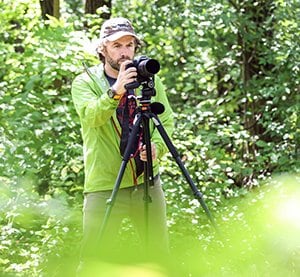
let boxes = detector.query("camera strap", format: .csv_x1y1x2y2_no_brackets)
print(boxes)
119,92,137,154
118,92,144,177
119,94,130,155
103,71,143,177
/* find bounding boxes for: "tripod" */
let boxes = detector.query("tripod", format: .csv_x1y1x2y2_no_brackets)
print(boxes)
97,85,217,247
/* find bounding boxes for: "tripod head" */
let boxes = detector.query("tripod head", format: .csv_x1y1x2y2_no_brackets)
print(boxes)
133,79,165,116
125,55,160,104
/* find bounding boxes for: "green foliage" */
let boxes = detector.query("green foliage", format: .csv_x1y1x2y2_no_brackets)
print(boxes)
0,1,94,198
0,3,87,272
0,176,81,275
0,0,299,275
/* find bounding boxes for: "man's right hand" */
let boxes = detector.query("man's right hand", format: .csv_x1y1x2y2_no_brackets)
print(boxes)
112,60,137,97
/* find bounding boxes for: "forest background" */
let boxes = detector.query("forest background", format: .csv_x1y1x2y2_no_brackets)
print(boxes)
0,0,299,276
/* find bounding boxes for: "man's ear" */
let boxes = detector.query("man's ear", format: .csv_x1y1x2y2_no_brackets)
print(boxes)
97,43,107,55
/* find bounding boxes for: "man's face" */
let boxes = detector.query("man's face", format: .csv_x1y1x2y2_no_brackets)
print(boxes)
103,35,136,72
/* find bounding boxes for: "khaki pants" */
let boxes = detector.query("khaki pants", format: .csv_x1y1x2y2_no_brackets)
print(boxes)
81,176,169,262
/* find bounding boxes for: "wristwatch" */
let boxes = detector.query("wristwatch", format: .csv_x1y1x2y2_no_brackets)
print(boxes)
107,87,121,100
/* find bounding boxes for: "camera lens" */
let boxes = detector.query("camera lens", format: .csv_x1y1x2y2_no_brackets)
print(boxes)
138,59,160,77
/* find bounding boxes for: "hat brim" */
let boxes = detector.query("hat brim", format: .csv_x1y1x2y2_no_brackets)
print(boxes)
104,31,139,42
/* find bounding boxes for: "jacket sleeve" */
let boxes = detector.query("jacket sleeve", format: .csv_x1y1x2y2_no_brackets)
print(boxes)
71,72,119,128
150,76,174,160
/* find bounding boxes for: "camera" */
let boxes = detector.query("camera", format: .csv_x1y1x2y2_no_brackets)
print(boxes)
125,56,160,91
130,56,160,78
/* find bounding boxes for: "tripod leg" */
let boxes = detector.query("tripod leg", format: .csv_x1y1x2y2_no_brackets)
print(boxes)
141,115,154,250
142,115,155,188
96,114,143,244
150,114,218,230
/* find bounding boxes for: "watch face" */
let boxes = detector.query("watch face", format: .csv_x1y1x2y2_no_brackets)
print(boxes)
108,88,114,98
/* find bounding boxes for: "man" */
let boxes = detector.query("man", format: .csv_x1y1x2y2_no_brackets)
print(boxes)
71,17,174,262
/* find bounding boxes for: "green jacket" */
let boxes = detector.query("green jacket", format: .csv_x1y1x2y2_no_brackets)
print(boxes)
71,63,174,192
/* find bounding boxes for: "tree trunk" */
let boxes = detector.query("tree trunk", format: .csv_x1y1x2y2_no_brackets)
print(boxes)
40,0,60,19
226,0,276,186
53,0,60,19
85,0,111,18
236,1,275,147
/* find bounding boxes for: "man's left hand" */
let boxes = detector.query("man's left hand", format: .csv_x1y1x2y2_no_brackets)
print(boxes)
140,143,157,162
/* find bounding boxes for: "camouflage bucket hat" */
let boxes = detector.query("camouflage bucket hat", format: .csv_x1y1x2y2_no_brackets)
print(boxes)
99,17,140,43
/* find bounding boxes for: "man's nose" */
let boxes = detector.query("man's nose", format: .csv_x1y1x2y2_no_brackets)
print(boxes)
120,46,131,55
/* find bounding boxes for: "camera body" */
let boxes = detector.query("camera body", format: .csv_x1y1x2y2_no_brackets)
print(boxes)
125,56,160,94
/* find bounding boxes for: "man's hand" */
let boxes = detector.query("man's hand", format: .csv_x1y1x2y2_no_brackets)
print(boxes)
140,143,157,162
112,60,137,97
